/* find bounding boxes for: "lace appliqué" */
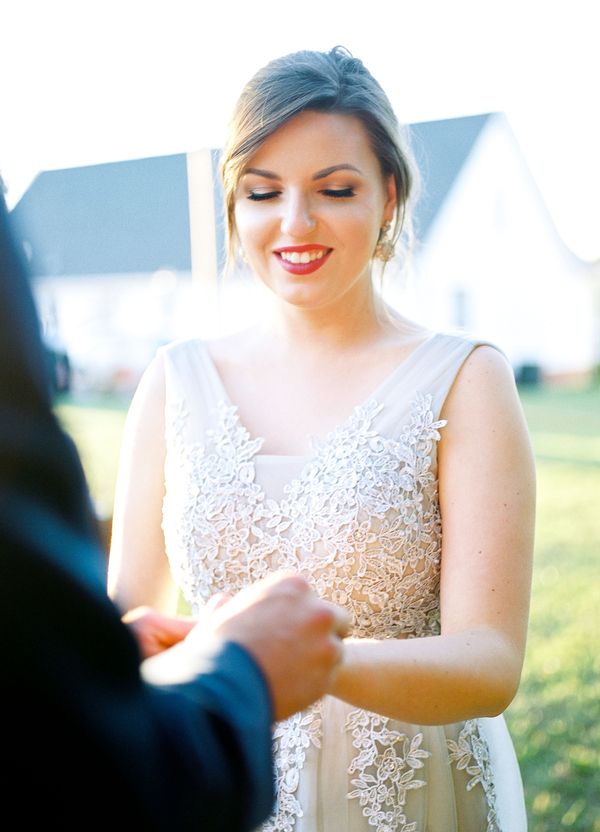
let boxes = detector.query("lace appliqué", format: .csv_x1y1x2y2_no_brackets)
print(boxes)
261,704,322,832
346,710,430,832
164,392,447,640
163,398,266,606
163,391,457,832
446,720,501,832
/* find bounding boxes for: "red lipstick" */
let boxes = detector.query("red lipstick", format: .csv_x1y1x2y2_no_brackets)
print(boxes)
274,244,332,276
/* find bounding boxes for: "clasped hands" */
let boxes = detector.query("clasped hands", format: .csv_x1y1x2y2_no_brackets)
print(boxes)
123,572,350,721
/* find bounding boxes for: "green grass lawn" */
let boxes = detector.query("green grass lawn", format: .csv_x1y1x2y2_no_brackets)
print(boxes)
54,391,130,521
54,381,600,831
505,384,600,832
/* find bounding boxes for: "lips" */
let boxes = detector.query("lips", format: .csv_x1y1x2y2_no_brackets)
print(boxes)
274,244,332,275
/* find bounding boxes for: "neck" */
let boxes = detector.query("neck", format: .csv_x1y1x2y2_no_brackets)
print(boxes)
261,283,393,354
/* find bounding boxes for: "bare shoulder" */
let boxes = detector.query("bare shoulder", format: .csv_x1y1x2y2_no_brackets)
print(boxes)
455,343,515,386
439,342,535,509
120,351,167,443
441,344,526,429
131,349,166,409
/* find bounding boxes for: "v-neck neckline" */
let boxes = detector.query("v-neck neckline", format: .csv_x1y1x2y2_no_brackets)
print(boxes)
197,332,437,459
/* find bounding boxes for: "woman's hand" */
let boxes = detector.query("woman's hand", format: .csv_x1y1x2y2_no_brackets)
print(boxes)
142,573,350,721
123,593,233,658
123,606,196,658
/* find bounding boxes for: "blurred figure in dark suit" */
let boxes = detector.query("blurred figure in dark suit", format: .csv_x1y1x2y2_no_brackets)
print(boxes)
0,192,348,830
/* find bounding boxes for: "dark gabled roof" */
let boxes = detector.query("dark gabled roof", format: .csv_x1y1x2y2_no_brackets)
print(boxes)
409,113,493,239
11,154,193,276
10,114,495,277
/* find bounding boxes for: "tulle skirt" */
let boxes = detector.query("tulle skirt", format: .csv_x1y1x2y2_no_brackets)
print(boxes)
259,696,526,832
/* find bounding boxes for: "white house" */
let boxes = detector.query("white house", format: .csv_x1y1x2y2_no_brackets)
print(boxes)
10,112,598,392
399,112,597,382
10,150,226,392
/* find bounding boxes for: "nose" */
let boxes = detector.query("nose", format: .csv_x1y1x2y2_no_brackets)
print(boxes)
280,192,316,237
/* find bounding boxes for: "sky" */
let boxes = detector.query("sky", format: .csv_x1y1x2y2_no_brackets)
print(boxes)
2,0,599,260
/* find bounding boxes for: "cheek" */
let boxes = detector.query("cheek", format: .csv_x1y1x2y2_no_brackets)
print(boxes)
341,208,381,253
234,203,272,253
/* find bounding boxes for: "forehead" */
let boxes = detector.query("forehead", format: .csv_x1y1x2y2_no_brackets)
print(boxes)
245,111,380,174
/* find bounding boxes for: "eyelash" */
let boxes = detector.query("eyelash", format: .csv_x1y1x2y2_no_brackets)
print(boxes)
322,187,356,198
247,191,279,201
247,187,356,202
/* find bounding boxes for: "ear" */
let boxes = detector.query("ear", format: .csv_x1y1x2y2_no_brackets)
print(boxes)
383,174,397,224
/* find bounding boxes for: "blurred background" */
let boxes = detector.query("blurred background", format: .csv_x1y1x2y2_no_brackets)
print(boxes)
2,1,599,829
2,0,599,394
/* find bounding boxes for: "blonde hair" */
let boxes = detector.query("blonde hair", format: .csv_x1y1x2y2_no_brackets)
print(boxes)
219,46,419,268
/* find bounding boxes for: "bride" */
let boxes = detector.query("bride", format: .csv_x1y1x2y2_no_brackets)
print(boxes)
108,46,535,831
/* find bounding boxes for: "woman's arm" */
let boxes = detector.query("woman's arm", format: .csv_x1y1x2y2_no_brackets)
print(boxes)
107,353,180,615
330,345,536,724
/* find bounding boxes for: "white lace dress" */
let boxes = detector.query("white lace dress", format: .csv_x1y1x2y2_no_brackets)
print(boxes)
159,332,527,832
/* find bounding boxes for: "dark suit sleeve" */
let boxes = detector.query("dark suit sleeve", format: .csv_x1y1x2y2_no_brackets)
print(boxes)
1,199,275,830
1,493,274,831
148,642,275,830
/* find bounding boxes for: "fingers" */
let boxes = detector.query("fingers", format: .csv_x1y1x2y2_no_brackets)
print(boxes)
247,572,351,642
257,572,310,600
331,632,345,667
325,605,350,668
122,606,196,658
309,599,351,638
201,572,351,682
122,605,153,624
326,601,351,638
205,592,233,612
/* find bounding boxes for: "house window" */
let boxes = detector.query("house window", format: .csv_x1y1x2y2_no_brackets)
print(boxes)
452,288,469,329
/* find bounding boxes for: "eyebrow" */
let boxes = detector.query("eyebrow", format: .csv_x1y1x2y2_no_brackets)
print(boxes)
313,164,362,180
243,163,363,181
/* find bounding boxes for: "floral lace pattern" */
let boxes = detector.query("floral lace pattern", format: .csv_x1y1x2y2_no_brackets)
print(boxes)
447,721,501,832
346,711,430,832
164,393,446,639
261,704,322,832
163,387,500,830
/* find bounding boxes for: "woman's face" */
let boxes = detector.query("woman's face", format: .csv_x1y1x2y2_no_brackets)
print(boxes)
234,110,396,313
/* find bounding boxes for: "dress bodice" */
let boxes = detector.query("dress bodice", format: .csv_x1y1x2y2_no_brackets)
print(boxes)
157,332,525,832
161,333,477,639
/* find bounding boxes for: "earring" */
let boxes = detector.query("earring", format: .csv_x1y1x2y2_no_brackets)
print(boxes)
374,221,395,262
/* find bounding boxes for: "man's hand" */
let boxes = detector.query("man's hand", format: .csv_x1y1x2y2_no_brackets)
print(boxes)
141,572,351,721
191,572,351,720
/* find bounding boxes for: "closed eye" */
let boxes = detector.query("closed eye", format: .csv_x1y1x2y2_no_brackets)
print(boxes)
321,187,356,198
247,190,280,201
